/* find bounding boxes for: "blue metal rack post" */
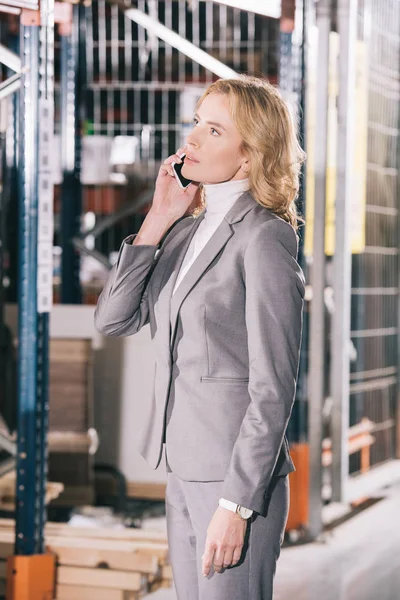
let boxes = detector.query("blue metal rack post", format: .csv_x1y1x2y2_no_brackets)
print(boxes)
14,0,54,559
15,19,42,556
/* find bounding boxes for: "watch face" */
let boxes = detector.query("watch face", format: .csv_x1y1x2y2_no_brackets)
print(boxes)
238,506,252,519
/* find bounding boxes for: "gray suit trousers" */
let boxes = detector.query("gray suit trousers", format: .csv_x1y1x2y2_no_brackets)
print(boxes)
164,443,289,600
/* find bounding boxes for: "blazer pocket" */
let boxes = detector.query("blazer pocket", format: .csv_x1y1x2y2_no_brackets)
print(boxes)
200,376,249,384
202,305,249,382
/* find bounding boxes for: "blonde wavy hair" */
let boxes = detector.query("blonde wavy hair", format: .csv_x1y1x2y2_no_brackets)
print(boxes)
190,75,306,232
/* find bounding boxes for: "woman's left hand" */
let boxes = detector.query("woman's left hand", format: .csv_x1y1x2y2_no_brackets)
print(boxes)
201,507,248,576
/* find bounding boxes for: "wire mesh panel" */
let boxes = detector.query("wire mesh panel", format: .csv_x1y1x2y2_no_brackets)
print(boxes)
53,0,281,303
349,0,400,472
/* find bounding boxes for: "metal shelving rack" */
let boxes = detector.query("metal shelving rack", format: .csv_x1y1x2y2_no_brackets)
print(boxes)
0,0,55,595
15,0,54,557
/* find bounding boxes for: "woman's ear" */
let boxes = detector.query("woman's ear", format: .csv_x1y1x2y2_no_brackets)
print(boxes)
241,161,250,174
240,149,251,174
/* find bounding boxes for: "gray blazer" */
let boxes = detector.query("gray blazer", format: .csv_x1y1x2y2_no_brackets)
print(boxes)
94,191,305,514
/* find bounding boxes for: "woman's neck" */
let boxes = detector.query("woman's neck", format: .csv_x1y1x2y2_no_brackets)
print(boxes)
203,178,250,216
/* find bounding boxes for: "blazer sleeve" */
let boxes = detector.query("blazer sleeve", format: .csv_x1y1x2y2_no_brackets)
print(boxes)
94,233,160,337
219,218,305,514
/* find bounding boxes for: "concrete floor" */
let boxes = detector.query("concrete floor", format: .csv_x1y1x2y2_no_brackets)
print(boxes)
145,478,400,600
273,479,400,600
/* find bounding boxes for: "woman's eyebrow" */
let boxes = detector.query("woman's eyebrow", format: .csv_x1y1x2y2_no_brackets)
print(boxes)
194,113,227,131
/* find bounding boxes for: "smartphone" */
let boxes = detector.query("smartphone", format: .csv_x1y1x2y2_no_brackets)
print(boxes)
172,153,193,189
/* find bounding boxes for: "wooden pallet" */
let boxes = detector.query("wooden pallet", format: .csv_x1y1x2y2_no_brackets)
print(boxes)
0,472,64,512
0,518,173,598
48,339,96,506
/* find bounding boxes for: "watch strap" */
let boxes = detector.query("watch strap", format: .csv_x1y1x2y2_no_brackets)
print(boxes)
218,497,238,513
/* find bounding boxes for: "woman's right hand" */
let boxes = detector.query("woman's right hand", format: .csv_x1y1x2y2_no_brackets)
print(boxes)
151,147,201,221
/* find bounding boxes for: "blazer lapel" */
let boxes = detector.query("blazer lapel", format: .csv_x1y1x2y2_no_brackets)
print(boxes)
169,218,234,348
155,211,206,357
169,190,257,350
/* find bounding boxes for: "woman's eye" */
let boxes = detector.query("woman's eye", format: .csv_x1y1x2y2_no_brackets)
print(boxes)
192,117,219,136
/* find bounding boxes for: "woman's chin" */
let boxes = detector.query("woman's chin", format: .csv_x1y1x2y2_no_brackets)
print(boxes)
182,165,201,179
182,162,200,172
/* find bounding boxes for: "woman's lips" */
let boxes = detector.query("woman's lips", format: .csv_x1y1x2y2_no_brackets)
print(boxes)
185,154,200,164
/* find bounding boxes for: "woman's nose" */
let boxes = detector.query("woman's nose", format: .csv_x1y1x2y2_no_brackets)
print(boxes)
186,142,198,154
186,131,200,149
186,138,197,150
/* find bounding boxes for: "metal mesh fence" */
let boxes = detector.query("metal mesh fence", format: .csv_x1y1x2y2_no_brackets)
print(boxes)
349,0,400,472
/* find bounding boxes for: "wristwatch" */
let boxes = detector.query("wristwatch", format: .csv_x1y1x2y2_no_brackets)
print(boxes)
218,497,253,520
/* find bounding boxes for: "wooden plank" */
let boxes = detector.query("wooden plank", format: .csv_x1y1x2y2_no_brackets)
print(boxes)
56,584,124,600
127,482,166,501
0,472,64,505
49,485,95,507
50,362,88,386
48,431,92,453
0,530,168,558
49,384,88,430
47,537,166,555
0,529,168,563
51,542,167,563
57,566,147,592
56,587,145,600
0,542,12,559
44,522,167,544
51,545,159,574
98,480,167,501
0,518,17,529
50,339,91,362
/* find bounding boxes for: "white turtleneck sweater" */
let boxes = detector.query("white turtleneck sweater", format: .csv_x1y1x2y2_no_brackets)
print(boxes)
171,176,253,517
172,177,250,295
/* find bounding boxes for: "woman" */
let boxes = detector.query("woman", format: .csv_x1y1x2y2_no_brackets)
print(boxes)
95,75,306,600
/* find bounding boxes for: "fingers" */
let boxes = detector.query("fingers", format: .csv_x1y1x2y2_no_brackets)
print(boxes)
213,547,232,572
213,548,224,573
202,545,215,577
202,545,242,576
231,545,243,566
160,164,175,178
220,550,233,570
163,147,186,166
160,147,186,178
